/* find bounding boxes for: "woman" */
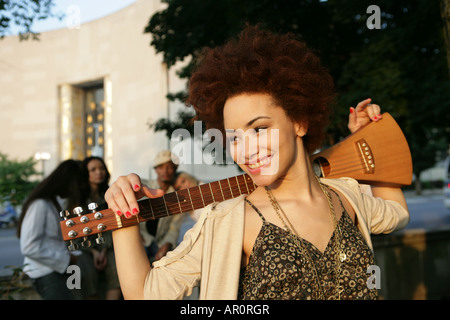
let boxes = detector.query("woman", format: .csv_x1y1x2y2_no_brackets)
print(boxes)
77,156,121,300
105,26,409,300
18,159,82,300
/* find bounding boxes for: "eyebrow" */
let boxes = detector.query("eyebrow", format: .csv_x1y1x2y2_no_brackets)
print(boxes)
246,116,271,127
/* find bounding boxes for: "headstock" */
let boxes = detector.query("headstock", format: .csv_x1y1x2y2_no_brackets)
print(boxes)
60,203,117,251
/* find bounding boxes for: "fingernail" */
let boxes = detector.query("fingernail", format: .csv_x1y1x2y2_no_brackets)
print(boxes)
134,184,139,191
132,208,138,215
378,114,381,117
373,116,377,120
125,211,131,218
117,210,122,216
349,107,353,114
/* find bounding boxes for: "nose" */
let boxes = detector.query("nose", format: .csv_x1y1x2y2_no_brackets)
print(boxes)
233,131,259,164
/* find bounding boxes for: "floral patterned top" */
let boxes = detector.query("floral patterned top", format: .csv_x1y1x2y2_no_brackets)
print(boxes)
238,197,379,300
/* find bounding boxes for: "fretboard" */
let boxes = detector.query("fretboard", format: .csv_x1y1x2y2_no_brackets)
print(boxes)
133,173,256,223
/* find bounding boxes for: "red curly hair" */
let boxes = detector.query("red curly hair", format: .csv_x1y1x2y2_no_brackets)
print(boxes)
186,25,335,153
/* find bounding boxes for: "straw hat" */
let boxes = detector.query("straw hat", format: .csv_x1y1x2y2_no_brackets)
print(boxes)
153,150,179,168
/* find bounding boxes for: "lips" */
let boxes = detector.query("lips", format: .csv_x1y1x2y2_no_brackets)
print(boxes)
245,155,272,173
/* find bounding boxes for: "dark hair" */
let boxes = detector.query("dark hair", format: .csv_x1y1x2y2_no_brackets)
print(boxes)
80,156,110,209
186,25,335,153
17,159,83,238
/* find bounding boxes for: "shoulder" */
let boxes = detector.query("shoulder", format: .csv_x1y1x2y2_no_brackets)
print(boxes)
201,194,247,219
319,177,364,199
27,199,53,212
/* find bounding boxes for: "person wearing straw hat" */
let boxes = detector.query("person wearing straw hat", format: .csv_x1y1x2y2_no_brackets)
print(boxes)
139,150,185,262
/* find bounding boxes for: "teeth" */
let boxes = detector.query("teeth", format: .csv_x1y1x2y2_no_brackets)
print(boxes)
248,157,271,169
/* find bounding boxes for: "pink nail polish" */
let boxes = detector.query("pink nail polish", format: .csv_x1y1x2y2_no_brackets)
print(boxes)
132,208,138,214
349,107,353,114
125,211,131,218
117,210,122,216
134,185,139,191
373,116,377,120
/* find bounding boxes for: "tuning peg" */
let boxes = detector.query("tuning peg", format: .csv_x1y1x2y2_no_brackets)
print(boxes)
59,210,70,220
81,236,91,248
73,206,83,216
67,241,79,251
95,234,105,245
88,202,98,213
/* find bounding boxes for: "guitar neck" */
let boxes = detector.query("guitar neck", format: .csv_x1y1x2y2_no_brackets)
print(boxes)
134,173,256,222
61,173,256,241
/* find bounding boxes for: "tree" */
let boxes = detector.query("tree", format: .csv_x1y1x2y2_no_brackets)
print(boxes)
0,152,39,206
0,0,59,40
145,0,450,192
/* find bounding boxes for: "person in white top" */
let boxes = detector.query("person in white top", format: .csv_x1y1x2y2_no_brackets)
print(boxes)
18,159,83,300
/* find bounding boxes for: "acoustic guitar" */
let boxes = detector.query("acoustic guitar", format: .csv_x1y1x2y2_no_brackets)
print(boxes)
60,112,412,249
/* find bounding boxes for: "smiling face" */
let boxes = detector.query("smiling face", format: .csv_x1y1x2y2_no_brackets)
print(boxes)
223,93,306,187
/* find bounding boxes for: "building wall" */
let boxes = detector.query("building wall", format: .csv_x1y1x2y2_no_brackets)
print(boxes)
0,0,240,184
0,0,176,181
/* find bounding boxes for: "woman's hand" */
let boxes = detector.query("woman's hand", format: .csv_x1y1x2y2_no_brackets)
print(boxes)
348,98,382,133
104,173,164,218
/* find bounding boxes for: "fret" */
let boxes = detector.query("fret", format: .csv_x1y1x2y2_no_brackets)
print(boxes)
175,192,186,213
220,179,232,200
163,192,181,216
162,195,169,216
210,181,223,202
240,175,249,194
176,189,191,213
175,192,183,214
149,197,167,219
235,176,242,195
187,187,195,211
217,179,225,201
149,197,155,218
198,185,205,207
200,184,213,205
189,186,203,210
208,183,215,202
227,178,234,197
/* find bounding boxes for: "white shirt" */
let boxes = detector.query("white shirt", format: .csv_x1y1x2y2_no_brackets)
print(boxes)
20,199,71,279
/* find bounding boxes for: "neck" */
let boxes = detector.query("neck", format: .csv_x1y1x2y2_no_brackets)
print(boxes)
267,142,321,202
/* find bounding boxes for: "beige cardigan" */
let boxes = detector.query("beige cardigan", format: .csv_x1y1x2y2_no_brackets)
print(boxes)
144,177,409,300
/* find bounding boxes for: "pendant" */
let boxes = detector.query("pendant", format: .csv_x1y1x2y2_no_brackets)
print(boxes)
339,252,347,262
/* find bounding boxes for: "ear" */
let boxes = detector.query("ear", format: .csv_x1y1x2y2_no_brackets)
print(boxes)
294,122,308,138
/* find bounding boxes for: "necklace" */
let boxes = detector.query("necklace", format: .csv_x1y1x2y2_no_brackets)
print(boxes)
264,176,345,300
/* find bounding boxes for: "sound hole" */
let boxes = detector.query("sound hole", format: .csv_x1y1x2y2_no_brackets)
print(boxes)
313,157,331,177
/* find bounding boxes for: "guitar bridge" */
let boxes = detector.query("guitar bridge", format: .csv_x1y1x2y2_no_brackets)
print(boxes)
356,139,375,174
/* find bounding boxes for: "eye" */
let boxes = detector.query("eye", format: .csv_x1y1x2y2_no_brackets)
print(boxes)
226,130,241,143
255,126,268,133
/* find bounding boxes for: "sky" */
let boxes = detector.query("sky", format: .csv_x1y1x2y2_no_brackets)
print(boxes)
10,0,137,34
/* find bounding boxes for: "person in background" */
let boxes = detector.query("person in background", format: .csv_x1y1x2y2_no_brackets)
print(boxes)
77,156,121,300
141,150,185,262
17,159,82,300
173,172,203,245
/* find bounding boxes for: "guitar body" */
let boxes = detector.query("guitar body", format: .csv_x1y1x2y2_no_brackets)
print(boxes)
311,113,412,187
61,112,412,245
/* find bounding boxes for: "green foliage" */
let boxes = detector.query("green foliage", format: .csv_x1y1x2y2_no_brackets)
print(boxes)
0,0,60,39
0,152,39,205
145,0,450,178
